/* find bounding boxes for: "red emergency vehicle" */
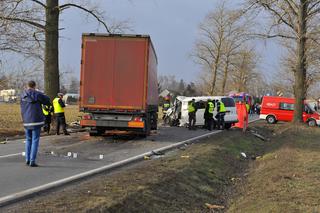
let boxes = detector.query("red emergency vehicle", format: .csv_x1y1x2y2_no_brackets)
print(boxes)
259,96,320,127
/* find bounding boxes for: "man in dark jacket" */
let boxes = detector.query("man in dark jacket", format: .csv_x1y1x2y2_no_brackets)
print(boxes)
20,80,50,167
53,93,69,135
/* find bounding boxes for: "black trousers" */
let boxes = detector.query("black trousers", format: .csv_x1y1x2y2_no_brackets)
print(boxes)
205,114,214,130
56,115,68,134
216,112,226,130
188,112,196,129
43,115,51,134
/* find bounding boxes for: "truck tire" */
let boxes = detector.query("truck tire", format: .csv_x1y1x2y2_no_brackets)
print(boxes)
307,119,316,127
266,115,276,124
142,114,151,137
151,112,158,130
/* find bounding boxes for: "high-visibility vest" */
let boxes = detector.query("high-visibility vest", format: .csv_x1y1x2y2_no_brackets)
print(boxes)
246,104,250,112
42,105,50,116
163,103,170,108
219,101,226,113
208,102,214,114
53,98,64,113
188,102,195,113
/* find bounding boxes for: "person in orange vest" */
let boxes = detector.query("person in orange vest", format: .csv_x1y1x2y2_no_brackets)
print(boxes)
53,93,70,135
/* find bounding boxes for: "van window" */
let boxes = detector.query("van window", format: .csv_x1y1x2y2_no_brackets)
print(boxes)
195,101,206,109
279,102,294,110
221,98,235,107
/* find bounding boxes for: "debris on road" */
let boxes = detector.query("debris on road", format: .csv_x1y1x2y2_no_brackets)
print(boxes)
99,154,104,159
181,155,190,159
240,152,247,158
249,130,268,141
144,155,150,160
152,150,164,156
0,141,7,144
205,203,225,210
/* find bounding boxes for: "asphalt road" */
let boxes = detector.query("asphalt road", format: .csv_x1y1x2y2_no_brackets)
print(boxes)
0,126,216,199
0,115,259,204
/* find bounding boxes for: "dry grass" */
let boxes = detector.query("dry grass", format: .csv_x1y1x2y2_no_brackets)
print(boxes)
227,125,320,213
0,104,83,138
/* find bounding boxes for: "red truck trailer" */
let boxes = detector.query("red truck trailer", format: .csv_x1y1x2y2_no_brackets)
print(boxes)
79,33,158,136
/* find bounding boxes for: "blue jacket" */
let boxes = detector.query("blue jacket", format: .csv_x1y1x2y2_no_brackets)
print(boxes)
20,89,51,129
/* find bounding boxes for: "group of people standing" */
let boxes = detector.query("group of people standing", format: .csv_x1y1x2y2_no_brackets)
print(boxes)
188,99,226,131
20,80,69,167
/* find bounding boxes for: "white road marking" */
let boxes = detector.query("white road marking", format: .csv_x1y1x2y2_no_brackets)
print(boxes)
0,118,261,206
0,153,21,159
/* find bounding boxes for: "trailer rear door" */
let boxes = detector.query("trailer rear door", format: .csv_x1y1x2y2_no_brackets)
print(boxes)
80,36,148,110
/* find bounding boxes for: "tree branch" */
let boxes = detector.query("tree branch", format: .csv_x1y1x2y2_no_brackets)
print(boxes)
251,33,296,39
31,0,47,8
283,0,298,16
0,16,45,29
59,3,110,33
258,1,296,30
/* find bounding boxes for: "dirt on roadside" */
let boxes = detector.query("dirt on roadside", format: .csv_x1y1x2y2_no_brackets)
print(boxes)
3,121,320,213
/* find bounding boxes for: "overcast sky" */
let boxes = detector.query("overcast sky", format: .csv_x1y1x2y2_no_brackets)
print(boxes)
59,0,281,82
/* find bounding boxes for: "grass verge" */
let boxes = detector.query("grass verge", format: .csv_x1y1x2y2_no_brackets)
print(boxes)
0,104,82,140
4,122,320,213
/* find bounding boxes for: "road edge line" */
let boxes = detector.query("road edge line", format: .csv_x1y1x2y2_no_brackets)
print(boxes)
0,118,260,207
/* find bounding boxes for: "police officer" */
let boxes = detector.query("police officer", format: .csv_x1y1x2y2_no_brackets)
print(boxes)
42,104,53,134
216,100,226,130
162,96,171,120
188,98,197,130
53,93,70,135
204,99,215,130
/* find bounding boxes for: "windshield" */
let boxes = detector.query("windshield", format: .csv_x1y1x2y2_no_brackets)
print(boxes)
222,98,235,107
306,103,317,113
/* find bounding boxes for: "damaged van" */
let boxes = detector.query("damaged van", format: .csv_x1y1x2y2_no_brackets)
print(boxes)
164,96,238,129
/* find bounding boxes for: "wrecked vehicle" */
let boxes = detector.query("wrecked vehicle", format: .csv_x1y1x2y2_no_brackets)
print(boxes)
163,96,238,129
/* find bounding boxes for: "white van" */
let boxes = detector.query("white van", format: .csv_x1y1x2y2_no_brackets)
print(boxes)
165,96,238,129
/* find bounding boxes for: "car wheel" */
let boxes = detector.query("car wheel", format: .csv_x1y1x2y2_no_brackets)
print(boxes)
266,115,276,124
308,119,316,127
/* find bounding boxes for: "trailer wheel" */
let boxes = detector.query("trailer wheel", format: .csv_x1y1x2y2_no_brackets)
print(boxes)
307,119,316,127
266,115,276,124
151,112,158,130
143,114,151,137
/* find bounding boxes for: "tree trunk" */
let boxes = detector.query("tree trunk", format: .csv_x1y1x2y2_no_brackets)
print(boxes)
210,52,221,95
45,0,60,100
221,57,230,95
293,0,307,124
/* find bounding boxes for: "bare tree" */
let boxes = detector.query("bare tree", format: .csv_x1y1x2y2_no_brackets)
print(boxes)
247,0,320,123
220,10,254,94
193,3,227,95
229,47,260,93
193,2,255,95
0,0,111,100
